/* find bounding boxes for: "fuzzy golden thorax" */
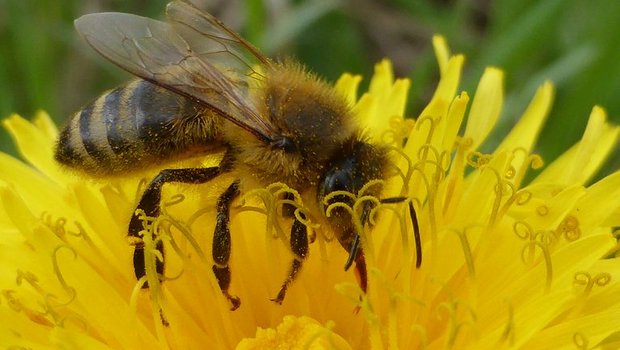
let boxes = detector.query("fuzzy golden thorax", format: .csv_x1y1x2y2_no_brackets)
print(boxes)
224,62,358,189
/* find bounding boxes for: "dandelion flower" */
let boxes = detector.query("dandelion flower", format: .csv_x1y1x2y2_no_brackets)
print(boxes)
1,35,620,349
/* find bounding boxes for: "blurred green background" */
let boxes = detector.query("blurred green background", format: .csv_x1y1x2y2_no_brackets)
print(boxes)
0,0,618,178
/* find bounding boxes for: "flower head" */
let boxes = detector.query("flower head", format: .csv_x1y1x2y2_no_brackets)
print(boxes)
1,36,620,349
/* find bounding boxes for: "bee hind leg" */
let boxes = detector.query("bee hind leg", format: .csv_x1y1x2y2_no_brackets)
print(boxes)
271,214,308,304
130,167,221,288
212,180,241,310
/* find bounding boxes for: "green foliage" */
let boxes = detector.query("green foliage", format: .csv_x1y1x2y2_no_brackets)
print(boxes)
0,0,618,176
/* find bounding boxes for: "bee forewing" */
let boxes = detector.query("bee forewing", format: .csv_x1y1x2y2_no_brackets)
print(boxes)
166,0,269,69
74,9,277,142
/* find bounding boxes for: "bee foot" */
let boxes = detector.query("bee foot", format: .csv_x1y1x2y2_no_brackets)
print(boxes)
225,293,241,311
270,287,287,305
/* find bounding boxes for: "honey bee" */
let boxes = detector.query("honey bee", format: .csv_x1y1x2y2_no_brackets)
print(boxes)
56,0,421,310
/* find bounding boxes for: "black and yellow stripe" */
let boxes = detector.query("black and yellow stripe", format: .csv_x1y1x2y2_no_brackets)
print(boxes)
55,80,225,176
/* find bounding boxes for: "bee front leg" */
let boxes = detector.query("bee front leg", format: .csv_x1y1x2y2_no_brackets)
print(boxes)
341,233,367,294
212,180,241,310
130,167,221,288
271,215,308,304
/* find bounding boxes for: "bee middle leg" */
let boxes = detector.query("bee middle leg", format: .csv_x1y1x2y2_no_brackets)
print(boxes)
130,167,221,287
212,180,241,310
271,214,308,304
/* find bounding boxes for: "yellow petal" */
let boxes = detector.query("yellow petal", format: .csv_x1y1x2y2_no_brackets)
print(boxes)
496,81,554,153
574,171,620,229
433,35,450,76
357,60,411,143
464,67,504,151
2,114,64,182
33,110,59,140
50,327,115,350
533,107,619,186
334,73,362,106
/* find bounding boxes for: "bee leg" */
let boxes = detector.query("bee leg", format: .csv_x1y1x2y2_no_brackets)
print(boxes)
271,215,308,304
353,246,368,294
339,233,367,294
130,167,221,288
212,180,241,311
343,233,361,271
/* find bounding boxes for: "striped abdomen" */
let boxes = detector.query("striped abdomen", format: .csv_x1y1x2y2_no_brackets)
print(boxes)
55,80,224,176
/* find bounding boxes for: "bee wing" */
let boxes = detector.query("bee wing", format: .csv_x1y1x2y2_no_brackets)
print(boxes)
165,0,269,71
74,4,276,142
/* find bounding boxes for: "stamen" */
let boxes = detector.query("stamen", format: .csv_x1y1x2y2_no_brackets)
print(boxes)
336,279,383,349
573,271,611,296
514,222,554,290
573,332,589,350
504,165,516,179
455,136,474,150
162,193,185,208
556,215,581,241
58,313,88,331
466,151,493,168
2,289,24,311
1,289,54,327
499,299,515,345
323,188,383,265
417,144,448,170
410,324,429,349
334,282,368,312
40,212,67,238
322,191,357,208
160,214,207,264
415,115,440,147
134,178,148,205
411,166,437,241
369,267,425,349
185,206,213,227
436,299,478,348
536,205,549,216
369,200,408,252
496,188,533,225
41,212,96,251
380,116,414,145
481,166,506,228
129,275,148,311
510,149,544,187
16,269,44,295
51,245,77,307
447,227,477,278
357,179,384,197
385,145,414,195
442,139,469,217
135,209,170,334
242,183,304,242
65,221,86,239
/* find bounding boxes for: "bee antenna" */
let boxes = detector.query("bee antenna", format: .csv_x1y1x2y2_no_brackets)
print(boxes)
380,196,422,268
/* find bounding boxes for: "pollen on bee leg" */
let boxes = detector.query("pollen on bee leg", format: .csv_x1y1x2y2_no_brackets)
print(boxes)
130,208,170,327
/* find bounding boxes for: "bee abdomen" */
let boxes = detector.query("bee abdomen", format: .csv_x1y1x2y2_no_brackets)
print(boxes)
56,80,222,176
